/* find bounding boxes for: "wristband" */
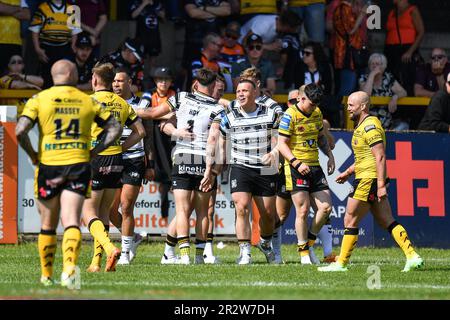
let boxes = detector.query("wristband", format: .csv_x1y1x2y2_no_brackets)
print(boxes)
289,157,298,164
146,160,155,169
294,162,302,170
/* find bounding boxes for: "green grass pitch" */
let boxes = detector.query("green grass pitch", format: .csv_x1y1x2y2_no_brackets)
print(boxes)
1,242,450,300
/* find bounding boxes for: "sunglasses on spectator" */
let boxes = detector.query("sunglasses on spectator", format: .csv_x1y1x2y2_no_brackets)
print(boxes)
288,98,297,105
248,45,262,51
302,50,313,57
9,59,23,65
225,33,239,40
431,55,446,61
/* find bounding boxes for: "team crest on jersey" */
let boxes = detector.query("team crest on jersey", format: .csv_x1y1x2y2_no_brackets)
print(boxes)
296,179,309,187
298,125,305,132
364,124,376,132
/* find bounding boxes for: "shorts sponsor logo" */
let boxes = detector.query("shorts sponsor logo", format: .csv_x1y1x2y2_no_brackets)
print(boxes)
231,179,237,189
129,171,140,178
296,179,309,187
321,178,328,186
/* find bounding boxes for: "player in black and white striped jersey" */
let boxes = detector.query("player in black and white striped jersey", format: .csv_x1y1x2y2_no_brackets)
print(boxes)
137,68,224,265
238,67,284,264
219,79,282,265
109,68,155,265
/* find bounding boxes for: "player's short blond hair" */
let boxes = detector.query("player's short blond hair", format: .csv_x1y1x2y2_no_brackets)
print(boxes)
239,67,261,83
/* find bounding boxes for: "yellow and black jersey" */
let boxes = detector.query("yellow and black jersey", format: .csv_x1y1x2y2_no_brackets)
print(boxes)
29,1,82,46
352,115,386,179
90,90,138,156
240,0,277,15
20,85,111,166
278,105,323,166
0,0,23,46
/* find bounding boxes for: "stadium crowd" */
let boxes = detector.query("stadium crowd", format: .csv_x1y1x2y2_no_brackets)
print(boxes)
0,0,444,287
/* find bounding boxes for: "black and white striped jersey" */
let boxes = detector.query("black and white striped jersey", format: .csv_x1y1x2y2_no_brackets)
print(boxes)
256,94,281,110
121,95,149,159
220,100,282,169
167,91,224,157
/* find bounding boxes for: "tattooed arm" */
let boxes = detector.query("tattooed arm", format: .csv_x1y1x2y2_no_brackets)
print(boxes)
15,116,38,165
90,116,122,158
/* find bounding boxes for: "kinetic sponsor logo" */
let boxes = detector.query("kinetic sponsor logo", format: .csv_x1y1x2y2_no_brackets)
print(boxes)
0,126,3,239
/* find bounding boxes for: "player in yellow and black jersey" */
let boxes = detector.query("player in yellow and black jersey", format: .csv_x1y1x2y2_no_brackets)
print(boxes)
15,60,121,288
319,91,423,273
81,62,143,273
29,0,82,88
277,84,335,265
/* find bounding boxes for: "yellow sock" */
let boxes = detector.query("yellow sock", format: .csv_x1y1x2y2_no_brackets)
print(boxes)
297,242,310,257
178,236,190,256
389,222,416,259
308,231,317,247
90,238,103,267
337,228,359,265
88,219,116,256
62,226,81,275
38,230,57,279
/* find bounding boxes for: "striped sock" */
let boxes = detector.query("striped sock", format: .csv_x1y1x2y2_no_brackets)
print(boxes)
178,236,190,257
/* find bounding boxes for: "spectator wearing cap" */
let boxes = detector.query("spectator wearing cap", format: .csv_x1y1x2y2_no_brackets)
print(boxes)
231,34,276,95
29,0,82,88
73,32,97,91
149,66,176,218
239,9,302,53
182,0,231,72
130,0,165,69
418,72,450,133
415,48,450,98
220,21,245,65
99,38,145,93
76,0,108,59
0,0,30,73
189,32,233,93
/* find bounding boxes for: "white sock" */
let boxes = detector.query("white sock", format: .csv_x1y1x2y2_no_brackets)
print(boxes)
318,224,333,257
260,237,272,249
239,242,251,256
204,242,213,257
164,243,176,258
121,235,133,254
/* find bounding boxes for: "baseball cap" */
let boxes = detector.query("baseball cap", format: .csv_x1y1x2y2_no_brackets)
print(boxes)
152,67,174,79
76,32,93,48
246,34,263,47
124,38,144,62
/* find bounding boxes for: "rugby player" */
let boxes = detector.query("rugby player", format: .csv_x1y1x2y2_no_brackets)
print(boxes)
319,92,424,272
109,67,152,265
16,60,121,287
82,62,143,272
137,68,224,264
219,79,283,264
278,84,335,264
277,89,336,263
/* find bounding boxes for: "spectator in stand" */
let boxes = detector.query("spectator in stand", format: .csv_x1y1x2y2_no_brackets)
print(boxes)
384,0,425,96
359,53,408,131
231,34,276,95
332,0,367,98
239,9,302,53
189,32,233,93
76,0,107,59
182,0,231,77
282,0,326,44
418,72,450,133
99,38,145,93
220,21,245,65
149,67,177,218
415,48,450,98
0,1,30,73
279,21,303,89
73,32,96,91
298,42,338,127
130,0,165,68
239,0,277,24
29,0,82,88
0,54,43,115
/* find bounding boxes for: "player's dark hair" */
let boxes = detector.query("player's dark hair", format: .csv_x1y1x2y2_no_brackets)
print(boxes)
195,68,217,86
238,79,256,89
115,66,131,78
216,73,227,91
304,83,323,105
